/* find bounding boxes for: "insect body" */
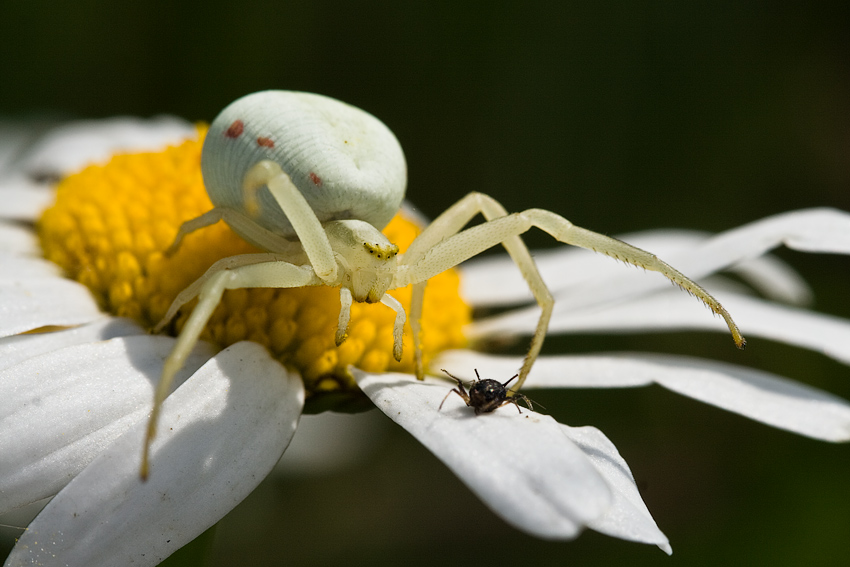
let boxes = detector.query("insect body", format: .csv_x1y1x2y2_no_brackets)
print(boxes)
440,369,533,414
141,90,746,478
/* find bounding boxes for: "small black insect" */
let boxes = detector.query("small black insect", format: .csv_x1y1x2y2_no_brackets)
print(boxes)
439,369,533,415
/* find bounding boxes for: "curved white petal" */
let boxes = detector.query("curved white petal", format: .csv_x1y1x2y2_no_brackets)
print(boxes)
460,226,813,308
727,253,813,306
553,208,850,314
435,349,653,388
460,230,709,306
0,222,39,256
562,425,671,554
556,290,850,364
720,294,850,363
439,350,850,441
0,117,195,224
469,281,850,368
0,179,55,221
681,207,850,260
465,208,850,321
353,370,612,539
0,272,104,337
0,253,62,278
0,335,215,513
0,120,42,173
0,318,145,372
4,341,303,567
645,355,850,441
14,117,195,178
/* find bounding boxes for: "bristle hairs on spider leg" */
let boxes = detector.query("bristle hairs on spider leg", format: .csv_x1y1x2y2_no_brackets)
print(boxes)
439,369,533,415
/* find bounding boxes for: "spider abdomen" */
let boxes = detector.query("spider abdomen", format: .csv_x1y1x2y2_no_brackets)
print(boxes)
202,90,407,239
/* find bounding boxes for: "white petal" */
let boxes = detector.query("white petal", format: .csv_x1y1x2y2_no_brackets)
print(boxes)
439,350,850,441
0,222,39,256
687,206,850,259
721,294,850,364
0,335,215,513
561,425,671,554
0,177,54,221
727,253,813,306
641,353,850,441
354,370,612,538
468,275,850,368
532,288,741,335
5,342,303,567
0,271,103,337
435,349,653,388
0,120,46,174
0,252,63,279
15,116,195,177
554,208,850,314
459,229,709,306
462,286,675,341
478,351,850,442
460,245,603,305
466,208,849,319
462,223,816,319
0,317,145,372
500,289,850,367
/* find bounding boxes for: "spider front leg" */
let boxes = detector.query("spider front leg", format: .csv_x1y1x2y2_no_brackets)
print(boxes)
397,192,745,393
141,259,323,479
402,192,553,383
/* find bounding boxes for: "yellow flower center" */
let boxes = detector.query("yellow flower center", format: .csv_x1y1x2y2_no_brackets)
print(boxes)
38,128,470,407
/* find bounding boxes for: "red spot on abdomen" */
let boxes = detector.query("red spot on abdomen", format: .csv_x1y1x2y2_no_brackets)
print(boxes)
257,136,275,148
309,172,323,186
225,120,244,138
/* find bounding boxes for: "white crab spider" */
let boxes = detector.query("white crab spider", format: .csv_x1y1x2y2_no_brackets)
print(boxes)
140,90,745,478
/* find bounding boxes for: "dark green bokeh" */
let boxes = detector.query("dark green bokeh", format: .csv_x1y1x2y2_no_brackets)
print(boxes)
2,1,848,565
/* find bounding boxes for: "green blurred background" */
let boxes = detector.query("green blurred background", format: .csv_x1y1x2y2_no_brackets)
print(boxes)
2,1,849,565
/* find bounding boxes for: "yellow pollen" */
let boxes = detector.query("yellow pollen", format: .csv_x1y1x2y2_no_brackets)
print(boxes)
38,129,471,400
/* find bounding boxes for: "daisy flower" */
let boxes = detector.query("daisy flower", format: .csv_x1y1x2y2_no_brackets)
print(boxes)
2,114,850,567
